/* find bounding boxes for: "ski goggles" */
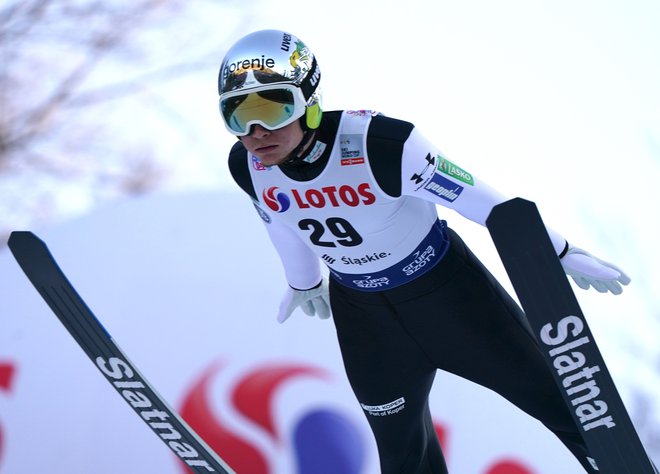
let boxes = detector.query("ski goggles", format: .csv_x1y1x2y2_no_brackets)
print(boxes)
219,84,307,136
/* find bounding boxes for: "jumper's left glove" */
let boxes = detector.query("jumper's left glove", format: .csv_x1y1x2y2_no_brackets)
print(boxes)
561,246,631,295
276,278,331,323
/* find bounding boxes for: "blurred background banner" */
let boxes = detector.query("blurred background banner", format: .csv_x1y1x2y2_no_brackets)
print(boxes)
1,1,658,472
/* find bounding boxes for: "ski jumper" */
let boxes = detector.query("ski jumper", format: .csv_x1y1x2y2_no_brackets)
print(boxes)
228,110,597,473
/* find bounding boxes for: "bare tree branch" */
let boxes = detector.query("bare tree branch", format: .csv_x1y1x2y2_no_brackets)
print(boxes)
0,0,249,244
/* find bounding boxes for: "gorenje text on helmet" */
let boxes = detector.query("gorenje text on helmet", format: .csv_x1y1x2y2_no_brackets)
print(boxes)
223,55,276,79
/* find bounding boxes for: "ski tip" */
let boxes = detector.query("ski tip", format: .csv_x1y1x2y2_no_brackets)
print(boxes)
8,231,47,256
8,230,38,245
486,197,538,227
9,231,36,239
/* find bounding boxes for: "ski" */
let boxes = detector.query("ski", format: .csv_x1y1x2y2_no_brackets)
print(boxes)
486,198,656,473
7,231,235,474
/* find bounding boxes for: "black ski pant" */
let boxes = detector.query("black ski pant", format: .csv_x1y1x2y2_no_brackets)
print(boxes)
329,228,596,473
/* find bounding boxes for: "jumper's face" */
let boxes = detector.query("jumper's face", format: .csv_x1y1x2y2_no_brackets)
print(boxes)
240,121,304,167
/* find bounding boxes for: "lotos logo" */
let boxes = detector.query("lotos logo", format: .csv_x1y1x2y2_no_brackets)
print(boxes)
291,183,375,209
262,187,291,213
178,362,366,474
263,184,376,211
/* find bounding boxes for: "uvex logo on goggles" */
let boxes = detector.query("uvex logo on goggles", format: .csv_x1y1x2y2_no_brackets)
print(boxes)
219,84,307,136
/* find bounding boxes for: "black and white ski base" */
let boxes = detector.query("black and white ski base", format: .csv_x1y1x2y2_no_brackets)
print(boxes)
8,231,235,474
487,198,656,474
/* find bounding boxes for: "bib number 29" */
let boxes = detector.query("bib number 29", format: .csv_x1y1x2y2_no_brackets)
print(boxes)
298,217,363,248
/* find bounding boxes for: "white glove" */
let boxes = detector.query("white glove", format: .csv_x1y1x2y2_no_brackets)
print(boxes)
276,278,331,323
561,246,631,295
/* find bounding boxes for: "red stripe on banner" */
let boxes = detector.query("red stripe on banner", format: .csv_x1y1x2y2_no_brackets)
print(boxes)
0,363,15,392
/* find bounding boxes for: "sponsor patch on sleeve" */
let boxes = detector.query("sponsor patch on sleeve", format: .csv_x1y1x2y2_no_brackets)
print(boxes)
437,157,474,185
423,173,464,202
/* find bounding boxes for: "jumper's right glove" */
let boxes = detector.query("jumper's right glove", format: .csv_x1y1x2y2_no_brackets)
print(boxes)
276,278,331,323
560,246,631,295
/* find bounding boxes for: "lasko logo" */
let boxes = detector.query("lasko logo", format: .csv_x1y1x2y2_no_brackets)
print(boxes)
539,315,616,433
437,157,474,186
223,55,276,79
291,183,376,209
263,187,291,213
424,174,464,202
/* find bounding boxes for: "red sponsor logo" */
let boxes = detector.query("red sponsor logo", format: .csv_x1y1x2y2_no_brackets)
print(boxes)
292,183,375,209
341,157,366,166
176,360,535,474
0,362,17,468
252,156,268,171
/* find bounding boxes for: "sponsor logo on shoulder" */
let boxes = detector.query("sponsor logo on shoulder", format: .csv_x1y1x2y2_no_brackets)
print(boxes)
437,157,474,185
423,174,464,202
410,153,437,191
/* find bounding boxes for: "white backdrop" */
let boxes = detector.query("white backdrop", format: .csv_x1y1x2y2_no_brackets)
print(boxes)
0,191,605,473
